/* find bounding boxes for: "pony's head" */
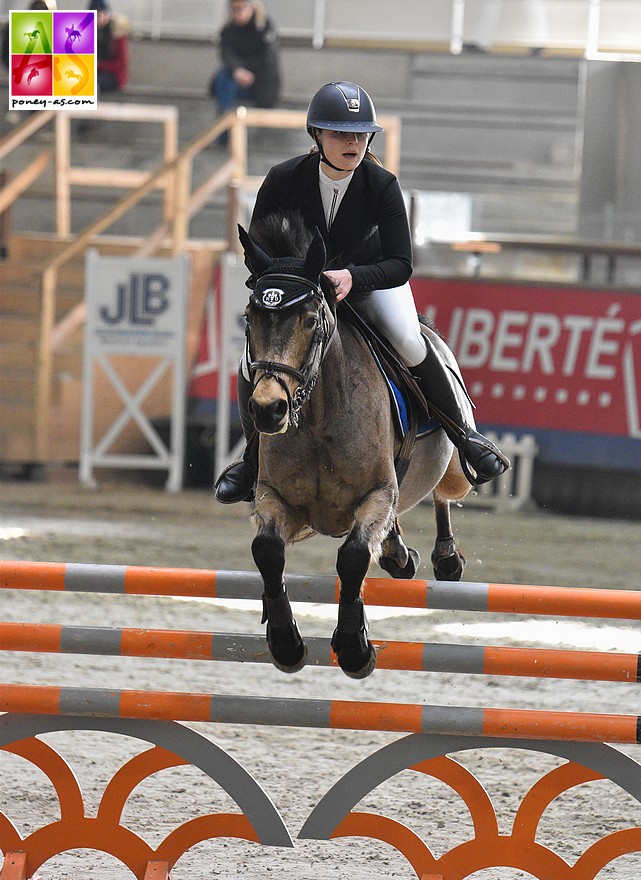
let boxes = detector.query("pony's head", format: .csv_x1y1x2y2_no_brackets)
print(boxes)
239,215,336,435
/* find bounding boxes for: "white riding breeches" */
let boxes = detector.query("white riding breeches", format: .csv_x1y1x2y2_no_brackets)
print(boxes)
353,282,427,368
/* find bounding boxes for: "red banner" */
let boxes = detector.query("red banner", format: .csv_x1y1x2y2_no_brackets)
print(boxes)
412,277,641,439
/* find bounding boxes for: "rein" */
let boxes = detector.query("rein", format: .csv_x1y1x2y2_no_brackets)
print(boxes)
246,281,336,428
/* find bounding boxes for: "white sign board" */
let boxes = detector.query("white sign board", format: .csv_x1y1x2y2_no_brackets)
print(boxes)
215,251,252,480
80,250,190,492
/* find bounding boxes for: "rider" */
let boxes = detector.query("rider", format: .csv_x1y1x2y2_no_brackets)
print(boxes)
215,81,509,503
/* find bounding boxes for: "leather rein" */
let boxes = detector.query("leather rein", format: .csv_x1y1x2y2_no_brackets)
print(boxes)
245,274,336,428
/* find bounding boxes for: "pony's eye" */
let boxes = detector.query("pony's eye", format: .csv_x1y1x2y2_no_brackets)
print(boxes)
304,315,317,331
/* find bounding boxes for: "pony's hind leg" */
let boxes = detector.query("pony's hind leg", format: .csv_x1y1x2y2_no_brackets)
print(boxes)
379,518,421,579
431,495,466,581
252,513,307,674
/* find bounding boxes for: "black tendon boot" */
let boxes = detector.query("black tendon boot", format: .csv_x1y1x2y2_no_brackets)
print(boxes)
214,372,258,503
411,341,510,486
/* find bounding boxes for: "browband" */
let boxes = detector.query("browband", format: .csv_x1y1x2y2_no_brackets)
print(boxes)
250,273,323,311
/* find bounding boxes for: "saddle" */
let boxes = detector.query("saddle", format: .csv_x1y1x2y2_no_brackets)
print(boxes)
338,302,440,485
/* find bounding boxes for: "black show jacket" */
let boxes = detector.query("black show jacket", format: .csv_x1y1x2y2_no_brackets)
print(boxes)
250,151,413,298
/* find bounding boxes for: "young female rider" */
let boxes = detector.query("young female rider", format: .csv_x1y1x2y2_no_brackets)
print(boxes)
215,81,509,503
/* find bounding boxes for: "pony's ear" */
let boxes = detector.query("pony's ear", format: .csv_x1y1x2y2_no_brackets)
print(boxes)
238,224,272,276
303,226,327,281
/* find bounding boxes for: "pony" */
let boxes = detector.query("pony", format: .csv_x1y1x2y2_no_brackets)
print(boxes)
238,215,473,679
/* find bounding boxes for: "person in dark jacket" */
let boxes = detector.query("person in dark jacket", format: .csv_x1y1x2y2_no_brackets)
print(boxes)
215,82,509,503
211,0,280,114
88,0,129,93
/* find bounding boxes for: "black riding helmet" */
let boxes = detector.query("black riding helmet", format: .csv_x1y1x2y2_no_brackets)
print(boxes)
306,82,383,172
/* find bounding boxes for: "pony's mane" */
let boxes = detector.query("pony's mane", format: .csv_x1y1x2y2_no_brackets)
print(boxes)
250,212,318,261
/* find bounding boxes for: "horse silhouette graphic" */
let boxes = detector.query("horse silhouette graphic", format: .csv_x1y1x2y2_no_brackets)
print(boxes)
26,67,39,85
24,30,39,40
65,25,81,42
66,69,82,81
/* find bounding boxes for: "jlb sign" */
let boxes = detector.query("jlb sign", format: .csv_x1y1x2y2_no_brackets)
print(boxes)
80,251,190,491
412,277,641,465
98,273,172,328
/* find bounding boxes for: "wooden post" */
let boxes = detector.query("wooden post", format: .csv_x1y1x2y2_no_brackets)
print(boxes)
0,852,27,880
35,266,57,462
55,112,71,238
0,170,9,258
171,155,192,257
381,115,401,176
162,112,179,222
144,861,171,879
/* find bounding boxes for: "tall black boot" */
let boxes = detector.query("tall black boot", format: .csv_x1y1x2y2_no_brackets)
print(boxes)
411,340,510,486
214,372,258,503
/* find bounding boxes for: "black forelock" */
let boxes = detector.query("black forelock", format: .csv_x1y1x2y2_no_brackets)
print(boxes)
249,212,316,262
247,211,337,311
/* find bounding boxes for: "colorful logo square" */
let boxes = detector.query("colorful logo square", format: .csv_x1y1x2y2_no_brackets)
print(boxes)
9,10,96,110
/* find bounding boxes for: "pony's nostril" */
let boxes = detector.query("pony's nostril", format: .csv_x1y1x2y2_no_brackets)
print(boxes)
249,395,289,434
271,399,288,420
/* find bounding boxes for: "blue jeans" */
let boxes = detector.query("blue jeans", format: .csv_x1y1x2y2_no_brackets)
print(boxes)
212,68,251,113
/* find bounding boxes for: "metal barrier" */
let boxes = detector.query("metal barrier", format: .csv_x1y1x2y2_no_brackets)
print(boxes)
1,561,641,878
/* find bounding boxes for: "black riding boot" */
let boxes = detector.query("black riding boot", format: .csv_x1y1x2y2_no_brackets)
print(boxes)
214,372,258,503
411,340,510,486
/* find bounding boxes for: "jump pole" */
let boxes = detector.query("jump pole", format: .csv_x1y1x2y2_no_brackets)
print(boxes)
0,621,639,683
2,561,641,619
0,682,639,744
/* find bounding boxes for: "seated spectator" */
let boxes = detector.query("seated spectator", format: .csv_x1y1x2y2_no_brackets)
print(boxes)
210,0,281,115
88,0,129,93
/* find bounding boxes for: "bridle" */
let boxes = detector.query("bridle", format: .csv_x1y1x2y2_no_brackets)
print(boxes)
244,273,336,428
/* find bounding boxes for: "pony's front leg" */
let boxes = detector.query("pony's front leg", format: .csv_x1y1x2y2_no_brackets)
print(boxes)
332,487,396,679
252,500,307,674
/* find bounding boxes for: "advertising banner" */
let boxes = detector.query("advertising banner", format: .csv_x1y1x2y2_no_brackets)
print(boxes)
412,278,641,443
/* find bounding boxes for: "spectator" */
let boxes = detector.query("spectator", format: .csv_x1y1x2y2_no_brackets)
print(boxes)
210,0,281,115
88,0,129,93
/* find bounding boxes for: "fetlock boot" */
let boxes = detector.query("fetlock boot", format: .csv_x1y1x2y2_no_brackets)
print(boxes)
410,340,510,486
214,372,258,503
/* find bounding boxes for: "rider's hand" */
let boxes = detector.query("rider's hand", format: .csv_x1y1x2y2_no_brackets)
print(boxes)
324,269,352,301
234,68,255,88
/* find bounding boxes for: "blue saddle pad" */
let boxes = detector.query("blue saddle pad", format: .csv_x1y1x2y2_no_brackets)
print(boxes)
371,350,440,440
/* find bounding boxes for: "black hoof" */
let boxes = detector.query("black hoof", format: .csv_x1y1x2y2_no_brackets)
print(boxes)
431,537,466,581
267,621,308,673
331,598,377,678
336,640,377,679
379,547,421,579
433,553,466,581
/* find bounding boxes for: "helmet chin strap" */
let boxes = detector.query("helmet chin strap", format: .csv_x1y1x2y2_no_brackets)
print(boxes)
314,130,374,174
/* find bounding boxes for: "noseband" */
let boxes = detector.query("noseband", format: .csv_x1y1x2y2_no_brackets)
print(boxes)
245,273,335,428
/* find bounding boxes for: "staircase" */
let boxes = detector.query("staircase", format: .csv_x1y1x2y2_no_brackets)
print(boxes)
0,234,218,468
0,236,81,466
